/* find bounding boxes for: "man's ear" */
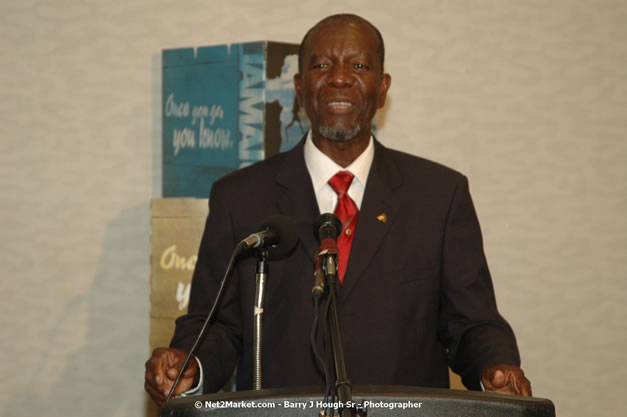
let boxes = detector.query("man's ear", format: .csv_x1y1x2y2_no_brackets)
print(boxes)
293,73,303,107
377,73,392,108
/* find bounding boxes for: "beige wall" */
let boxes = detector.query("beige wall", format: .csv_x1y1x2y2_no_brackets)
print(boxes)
1,1,625,416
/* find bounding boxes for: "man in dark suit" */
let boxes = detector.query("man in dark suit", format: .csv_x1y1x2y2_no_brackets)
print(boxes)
145,14,532,406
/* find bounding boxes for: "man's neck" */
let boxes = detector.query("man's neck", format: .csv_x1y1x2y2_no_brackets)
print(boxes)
311,132,371,168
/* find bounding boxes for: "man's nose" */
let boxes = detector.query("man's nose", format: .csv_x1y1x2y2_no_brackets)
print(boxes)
329,64,353,88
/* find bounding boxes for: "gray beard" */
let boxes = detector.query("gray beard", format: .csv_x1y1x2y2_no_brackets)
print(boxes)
318,124,361,142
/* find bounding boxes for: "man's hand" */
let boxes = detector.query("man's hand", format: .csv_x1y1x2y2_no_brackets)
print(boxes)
481,364,532,397
144,347,199,407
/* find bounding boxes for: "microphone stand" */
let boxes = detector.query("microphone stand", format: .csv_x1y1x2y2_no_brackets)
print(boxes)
253,248,268,390
322,254,355,417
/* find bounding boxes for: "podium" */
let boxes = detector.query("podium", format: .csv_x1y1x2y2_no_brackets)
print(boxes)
160,385,555,417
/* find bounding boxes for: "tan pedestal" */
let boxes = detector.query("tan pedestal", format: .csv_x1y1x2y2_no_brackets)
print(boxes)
150,198,208,353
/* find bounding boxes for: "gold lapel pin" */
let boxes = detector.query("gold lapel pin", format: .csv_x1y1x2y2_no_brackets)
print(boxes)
376,213,387,223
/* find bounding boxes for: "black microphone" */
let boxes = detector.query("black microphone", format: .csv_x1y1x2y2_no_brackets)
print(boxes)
239,215,299,257
312,213,343,297
314,213,343,244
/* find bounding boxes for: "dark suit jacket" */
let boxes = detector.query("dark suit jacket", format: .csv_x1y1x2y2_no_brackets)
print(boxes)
171,138,521,393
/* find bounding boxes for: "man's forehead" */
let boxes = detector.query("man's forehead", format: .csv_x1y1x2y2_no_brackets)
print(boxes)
303,21,379,55
313,19,363,32
297,14,385,73
307,21,376,43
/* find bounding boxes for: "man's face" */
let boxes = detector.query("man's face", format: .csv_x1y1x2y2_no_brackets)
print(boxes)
294,21,391,142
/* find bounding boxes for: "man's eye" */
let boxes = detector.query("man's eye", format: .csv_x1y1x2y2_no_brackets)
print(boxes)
313,63,328,69
353,63,368,70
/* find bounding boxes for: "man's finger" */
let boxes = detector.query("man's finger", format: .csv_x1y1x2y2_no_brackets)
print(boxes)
166,365,182,380
491,369,506,387
518,375,532,397
144,367,155,388
146,351,168,385
144,380,166,406
145,382,165,402
145,360,166,392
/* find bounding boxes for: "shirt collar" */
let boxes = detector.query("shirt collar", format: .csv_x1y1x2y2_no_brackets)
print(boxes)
304,131,375,193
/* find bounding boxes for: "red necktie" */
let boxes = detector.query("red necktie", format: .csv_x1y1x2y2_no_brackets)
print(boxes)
328,171,359,284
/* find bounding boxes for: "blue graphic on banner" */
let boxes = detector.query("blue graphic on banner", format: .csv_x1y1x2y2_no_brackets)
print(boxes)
266,54,309,152
163,45,241,197
238,43,265,168
162,42,305,198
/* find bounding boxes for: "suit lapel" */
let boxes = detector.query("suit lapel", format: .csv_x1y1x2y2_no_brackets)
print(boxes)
275,140,320,264
340,141,403,302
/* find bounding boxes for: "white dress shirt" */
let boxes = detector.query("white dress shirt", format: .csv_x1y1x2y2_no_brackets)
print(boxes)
304,132,374,212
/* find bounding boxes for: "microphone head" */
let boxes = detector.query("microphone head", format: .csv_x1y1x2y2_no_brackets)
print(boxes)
261,215,299,258
313,213,343,242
